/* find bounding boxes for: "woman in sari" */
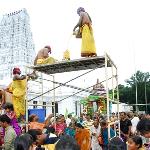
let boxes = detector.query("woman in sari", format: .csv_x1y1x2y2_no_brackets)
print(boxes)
75,123,91,150
73,7,97,57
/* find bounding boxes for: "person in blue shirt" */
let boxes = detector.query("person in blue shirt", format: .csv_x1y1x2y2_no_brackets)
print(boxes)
65,122,76,138
100,120,115,150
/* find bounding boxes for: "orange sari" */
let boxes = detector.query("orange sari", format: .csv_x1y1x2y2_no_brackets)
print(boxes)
75,129,91,150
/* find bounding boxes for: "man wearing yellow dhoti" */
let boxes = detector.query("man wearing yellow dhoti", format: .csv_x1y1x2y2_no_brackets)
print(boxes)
7,68,27,119
7,68,36,119
34,46,56,65
73,7,97,57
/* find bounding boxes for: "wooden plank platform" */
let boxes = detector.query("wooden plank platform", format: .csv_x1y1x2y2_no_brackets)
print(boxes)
30,56,111,74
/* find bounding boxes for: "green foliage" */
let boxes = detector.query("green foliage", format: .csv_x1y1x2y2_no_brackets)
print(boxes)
87,107,94,116
118,70,150,112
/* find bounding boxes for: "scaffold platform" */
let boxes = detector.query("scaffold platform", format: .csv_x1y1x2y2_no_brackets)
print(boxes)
26,53,120,138
30,56,111,74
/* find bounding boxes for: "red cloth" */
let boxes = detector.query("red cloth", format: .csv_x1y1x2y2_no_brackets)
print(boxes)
13,68,21,75
52,123,67,135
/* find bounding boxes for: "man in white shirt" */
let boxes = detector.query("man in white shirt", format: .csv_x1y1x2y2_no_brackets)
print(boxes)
131,113,139,134
90,118,102,150
66,114,72,127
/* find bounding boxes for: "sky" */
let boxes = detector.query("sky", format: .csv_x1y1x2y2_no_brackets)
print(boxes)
0,0,150,85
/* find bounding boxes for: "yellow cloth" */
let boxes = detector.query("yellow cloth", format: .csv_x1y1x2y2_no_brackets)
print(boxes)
63,50,70,60
138,147,145,150
81,24,96,57
42,144,55,150
9,79,27,118
37,57,56,65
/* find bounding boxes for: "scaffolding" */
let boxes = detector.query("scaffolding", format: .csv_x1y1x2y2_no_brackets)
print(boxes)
25,69,56,131
26,52,120,138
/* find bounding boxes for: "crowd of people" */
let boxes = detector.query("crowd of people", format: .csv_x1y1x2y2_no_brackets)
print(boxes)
0,104,150,150
0,6,150,150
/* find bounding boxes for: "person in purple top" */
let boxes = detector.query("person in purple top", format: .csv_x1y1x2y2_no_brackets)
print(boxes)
3,102,21,136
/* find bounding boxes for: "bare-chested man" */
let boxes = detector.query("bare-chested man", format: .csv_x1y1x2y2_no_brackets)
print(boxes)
73,8,92,32
73,7,96,57
34,46,56,65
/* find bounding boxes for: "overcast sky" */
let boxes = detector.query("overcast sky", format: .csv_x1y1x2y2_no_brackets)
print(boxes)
0,0,150,85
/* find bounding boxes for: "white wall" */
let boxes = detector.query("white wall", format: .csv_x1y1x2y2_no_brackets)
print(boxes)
112,103,133,113
58,97,76,115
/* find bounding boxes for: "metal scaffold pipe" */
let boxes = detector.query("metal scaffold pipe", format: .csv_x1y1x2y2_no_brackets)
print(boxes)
28,64,104,102
37,75,116,94
57,77,114,103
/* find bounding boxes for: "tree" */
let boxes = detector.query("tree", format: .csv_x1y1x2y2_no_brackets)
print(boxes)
118,71,150,112
126,71,150,86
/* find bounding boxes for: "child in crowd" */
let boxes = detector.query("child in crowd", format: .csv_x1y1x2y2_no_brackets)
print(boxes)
4,102,21,136
128,136,145,150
